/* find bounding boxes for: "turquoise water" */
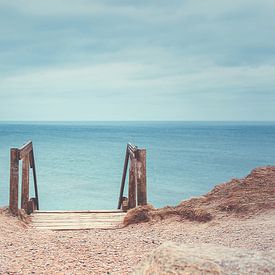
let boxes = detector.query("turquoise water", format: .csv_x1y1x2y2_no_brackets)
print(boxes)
0,121,274,210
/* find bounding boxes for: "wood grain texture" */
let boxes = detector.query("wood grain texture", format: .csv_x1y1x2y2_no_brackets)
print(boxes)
136,149,147,206
31,211,126,231
118,146,130,209
18,141,32,160
9,148,19,215
128,156,137,209
30,149,39,210
21,154,29,212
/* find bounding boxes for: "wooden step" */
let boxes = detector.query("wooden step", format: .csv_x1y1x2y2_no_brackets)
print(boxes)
33,210,125,214
31,210,126,231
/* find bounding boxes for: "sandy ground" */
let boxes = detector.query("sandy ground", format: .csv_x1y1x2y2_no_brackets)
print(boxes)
1,166,274,274
0,209,274,274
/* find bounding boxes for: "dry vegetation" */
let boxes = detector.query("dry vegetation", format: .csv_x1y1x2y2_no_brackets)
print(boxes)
124,166,275,226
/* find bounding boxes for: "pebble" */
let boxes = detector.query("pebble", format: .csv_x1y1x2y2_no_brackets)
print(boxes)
0,208,274,274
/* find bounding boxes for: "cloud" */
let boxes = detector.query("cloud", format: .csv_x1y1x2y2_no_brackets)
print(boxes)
0,0,274,120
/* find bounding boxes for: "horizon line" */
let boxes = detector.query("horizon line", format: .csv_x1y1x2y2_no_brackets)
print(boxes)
0,120,274,123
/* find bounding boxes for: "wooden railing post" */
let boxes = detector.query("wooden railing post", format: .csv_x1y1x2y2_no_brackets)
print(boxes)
9,141,39,215
118,143,147,210
117,145,130,209
21,154,29,212
9,148,19,215
30,149,39,210
128,154,137,209
136,149,147,206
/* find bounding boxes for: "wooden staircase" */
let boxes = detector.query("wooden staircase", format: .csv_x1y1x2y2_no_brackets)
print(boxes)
31,210,126,231
9,141,147,231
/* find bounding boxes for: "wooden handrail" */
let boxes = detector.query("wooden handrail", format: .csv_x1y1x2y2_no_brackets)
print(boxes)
118,143,147,211
10,140,144,215
9,141,39,215
18,140,33,160
117,144,130,209
30,149,39,210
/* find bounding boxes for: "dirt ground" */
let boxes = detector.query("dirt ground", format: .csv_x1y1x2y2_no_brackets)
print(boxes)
0,166,274,274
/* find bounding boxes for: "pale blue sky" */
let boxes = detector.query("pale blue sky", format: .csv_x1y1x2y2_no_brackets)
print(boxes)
0,0,274,121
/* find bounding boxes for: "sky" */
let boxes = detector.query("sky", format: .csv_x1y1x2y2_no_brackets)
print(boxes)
0,0,274,121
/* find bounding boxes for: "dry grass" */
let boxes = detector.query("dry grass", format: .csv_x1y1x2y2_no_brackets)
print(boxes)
124,166,275,226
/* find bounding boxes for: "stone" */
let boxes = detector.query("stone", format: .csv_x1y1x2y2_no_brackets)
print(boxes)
133,242,275,274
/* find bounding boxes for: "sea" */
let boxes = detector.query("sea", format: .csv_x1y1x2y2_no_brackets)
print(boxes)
0,121,274,210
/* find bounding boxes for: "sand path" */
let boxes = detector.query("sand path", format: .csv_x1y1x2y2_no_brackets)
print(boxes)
0,209,274,274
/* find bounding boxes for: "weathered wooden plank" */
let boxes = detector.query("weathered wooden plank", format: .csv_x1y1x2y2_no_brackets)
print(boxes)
32,223,122,227
32,213,125,217
33,215,123,218
32,225,120,231
32,221,122,230
33,210,124,214
31,214,125,219
31,218,125,223
32,220,122,224
32,216,125,220
32,224,119,230
32,212,125,215
32,219,123,223
31,210,125,230
118,146,130,209
30,149,39,210
18,141,32,160
128,156,137,209
21,154,30,212
136,149,147,206
9,148,19,215
32,216,125,221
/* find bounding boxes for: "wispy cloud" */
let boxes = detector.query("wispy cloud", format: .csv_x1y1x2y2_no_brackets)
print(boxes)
0,0,274,120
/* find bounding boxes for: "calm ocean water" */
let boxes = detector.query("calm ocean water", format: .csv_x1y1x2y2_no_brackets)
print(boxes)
0,122,274,210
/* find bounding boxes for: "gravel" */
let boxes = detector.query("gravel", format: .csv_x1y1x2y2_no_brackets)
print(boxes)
0,209,274,274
